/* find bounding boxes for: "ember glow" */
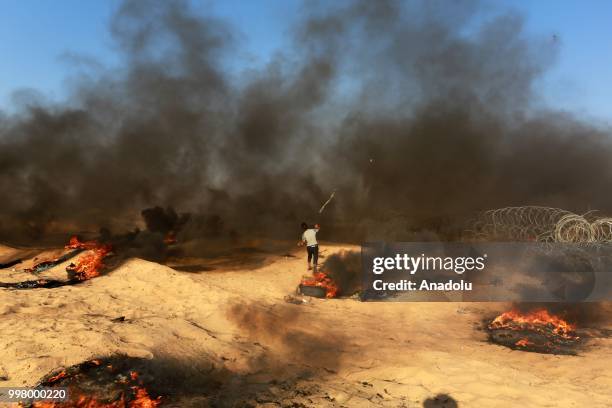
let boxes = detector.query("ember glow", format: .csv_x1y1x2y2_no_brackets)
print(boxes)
162,231,177,245
29,385,160,408
300,272,339,298
514,338,534,348
65,236,112,281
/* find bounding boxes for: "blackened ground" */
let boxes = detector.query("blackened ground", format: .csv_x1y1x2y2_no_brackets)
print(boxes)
487,327,581,355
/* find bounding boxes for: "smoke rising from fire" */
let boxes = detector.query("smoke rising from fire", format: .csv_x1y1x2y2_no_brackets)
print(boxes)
1,0,611,242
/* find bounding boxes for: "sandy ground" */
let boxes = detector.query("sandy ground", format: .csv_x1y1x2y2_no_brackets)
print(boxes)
0,242,611,407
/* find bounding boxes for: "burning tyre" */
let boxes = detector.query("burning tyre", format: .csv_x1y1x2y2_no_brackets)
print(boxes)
298,272,338,298
26,357,161,408
486,308,580,355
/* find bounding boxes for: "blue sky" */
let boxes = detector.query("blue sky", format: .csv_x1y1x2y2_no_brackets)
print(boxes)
1,0,611,122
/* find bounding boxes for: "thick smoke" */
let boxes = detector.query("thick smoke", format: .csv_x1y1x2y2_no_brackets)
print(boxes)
323,250,361,296
1,0,611,243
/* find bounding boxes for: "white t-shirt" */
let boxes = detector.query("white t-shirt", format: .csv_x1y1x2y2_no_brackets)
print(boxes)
302,229,318,246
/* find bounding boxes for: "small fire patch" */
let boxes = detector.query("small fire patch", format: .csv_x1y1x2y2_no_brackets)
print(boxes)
26,357,161,408
299,272,339,298
487,308,580,354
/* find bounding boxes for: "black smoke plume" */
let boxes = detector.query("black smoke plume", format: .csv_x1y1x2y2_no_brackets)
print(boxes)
323,250,361,296
1,0,610,243
141,206,189,235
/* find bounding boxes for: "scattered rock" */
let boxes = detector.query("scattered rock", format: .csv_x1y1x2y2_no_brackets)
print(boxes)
0,366,9,381
284,295,306,305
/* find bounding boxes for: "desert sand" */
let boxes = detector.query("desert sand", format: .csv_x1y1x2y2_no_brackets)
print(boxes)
0,242,611,407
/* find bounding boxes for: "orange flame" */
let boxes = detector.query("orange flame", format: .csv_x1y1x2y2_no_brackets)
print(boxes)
129,387,161,408
31,394,125,407
489,308,577,339
30,388,160,408
66,245,112,281
514,338,533,347
65,236,100,250
301,272,339,298
46,371,68,384
29,367,161,408
64,236,112,281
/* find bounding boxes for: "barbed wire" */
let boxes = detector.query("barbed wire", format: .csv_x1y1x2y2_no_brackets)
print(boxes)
472,206,612,243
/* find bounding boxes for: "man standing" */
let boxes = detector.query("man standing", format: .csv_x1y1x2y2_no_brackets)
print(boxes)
300,223,320,271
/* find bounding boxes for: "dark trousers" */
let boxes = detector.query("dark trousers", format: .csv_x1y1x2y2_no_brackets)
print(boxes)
307,245,319,265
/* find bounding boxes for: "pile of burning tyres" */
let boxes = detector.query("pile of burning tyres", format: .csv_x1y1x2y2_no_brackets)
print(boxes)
486,307,581,355
21,357,161,408
0,236,113,290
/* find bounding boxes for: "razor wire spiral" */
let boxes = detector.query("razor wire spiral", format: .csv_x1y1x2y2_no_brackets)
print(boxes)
472,206,612,243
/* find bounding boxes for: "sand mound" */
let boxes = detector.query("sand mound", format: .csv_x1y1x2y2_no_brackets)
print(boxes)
0,245,611,407
0,244,25,264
